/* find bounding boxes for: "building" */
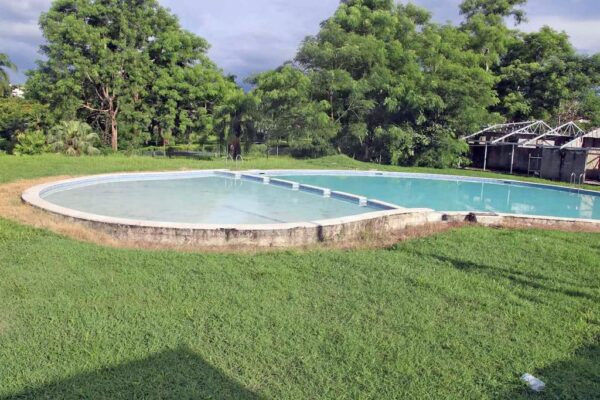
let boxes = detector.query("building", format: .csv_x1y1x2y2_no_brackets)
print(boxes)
11,86,25,98
463,121,600,183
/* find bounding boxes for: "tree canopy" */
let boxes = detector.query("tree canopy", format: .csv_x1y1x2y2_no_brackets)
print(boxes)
14,0,600,166
26,0,241,151
248,0,600,166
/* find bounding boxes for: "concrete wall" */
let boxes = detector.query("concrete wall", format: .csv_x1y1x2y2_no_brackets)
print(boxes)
469,145,588,182
540,148,587,181
34,208,441,248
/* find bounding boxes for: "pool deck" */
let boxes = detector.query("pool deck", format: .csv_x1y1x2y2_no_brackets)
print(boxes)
21,169,600,248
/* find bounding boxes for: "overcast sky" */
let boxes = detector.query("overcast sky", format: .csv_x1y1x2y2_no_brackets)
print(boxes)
1,0,599,84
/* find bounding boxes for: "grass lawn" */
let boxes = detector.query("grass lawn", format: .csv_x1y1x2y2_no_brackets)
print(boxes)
1,153,599,191
0,154,599,399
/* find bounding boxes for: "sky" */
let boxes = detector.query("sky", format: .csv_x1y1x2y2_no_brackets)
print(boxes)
1,0,600,84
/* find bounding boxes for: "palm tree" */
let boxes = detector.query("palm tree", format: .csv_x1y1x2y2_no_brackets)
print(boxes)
48,121,101,156
0,53,17,97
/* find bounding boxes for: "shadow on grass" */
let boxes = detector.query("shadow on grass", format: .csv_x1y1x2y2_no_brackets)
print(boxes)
504,341,600,399
1,347,261,400
425,254,599,303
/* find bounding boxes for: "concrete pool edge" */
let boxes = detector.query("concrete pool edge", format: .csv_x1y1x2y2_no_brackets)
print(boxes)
21,169,600,248
21,170,440,247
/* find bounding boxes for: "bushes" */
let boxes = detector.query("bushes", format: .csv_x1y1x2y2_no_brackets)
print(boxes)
0,97,46,153
412,126,471,168
14,130,48,155
247,143,268,157
48,121,100,156
289,138,335,158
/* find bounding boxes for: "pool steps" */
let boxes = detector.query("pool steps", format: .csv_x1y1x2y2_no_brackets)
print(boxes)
214,171,399,210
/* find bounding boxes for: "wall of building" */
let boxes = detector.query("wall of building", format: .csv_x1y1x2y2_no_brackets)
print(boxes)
469,145,588,182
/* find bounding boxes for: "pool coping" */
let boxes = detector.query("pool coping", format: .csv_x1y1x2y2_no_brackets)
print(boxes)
20,169,600,247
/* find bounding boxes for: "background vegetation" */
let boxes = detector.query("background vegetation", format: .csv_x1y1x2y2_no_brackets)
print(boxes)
1,0,600,167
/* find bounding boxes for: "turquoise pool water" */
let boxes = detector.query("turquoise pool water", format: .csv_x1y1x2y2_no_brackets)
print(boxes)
42,176,379,224
278,174,600,220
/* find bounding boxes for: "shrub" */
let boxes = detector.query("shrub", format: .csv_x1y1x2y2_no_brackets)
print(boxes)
412,126,470,168
48,121,100,156
0,97,47,153
14,130,48,155
289,138,334,158
247,143,268,157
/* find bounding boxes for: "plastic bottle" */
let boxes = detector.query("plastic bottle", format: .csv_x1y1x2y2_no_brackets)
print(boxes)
520,373,546,392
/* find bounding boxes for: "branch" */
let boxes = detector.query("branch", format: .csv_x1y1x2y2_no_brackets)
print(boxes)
80,103,108,113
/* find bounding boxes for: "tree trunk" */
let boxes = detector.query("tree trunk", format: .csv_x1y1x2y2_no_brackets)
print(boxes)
107,93,118,151
110,111,118,151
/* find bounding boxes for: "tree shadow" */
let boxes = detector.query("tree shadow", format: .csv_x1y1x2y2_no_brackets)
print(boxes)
2,347,262,400
502,341,600,399
422,253,599,303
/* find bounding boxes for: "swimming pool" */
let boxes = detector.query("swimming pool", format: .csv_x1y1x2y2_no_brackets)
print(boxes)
36,171,383,225
21,169,600,248
266,171,600,221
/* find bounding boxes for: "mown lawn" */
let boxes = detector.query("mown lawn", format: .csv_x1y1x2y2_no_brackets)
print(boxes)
0,154,599,399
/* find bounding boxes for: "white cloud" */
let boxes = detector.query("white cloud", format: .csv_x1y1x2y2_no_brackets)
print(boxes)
522,15,600,53
1,0,600,84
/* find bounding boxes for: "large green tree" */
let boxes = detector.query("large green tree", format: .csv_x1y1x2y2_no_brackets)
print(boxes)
250,65,338,156
26,0,239,151
494,27,600,123
254,0,499,166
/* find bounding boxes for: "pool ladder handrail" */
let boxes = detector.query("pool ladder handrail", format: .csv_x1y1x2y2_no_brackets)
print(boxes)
570,173,586,185
224,154,244,165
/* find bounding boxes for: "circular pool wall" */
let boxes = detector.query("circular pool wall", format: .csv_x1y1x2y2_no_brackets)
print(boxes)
21,170,439,248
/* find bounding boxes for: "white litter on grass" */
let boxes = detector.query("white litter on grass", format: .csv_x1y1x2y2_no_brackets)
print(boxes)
521,373,546,392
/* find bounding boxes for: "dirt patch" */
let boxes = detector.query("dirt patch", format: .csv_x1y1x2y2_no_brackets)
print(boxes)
0,177,126,248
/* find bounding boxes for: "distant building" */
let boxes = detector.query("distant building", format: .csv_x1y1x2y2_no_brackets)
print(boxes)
11,86,25,98
463,121,600,183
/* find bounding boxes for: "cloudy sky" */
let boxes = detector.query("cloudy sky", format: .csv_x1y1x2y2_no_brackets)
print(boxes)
1,0,599,84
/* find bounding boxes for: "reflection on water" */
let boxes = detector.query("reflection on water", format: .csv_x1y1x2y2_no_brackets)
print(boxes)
42,176,378,224
280,175,600,220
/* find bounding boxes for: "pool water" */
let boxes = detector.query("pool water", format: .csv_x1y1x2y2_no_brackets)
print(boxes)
42,176,379,224
278,175,600,220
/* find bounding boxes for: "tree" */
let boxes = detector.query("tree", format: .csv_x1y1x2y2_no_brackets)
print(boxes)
0,53,17,97
27,0,237,151
460,0,527,23
250,65,338,157
253,0,499,166
48,120,100,156
460,0,526,71
495,27,600,122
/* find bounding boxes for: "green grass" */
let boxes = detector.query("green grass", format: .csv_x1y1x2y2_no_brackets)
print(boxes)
0,154,599,399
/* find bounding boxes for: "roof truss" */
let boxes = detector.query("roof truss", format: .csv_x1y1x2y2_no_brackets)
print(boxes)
490,121,553,144
521,122,584,147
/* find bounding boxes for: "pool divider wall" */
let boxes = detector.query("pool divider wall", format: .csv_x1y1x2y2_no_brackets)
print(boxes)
330,190,368,207
239,172,392,209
